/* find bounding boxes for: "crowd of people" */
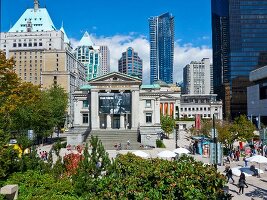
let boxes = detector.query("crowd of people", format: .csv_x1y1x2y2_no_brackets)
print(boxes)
39,150,48,161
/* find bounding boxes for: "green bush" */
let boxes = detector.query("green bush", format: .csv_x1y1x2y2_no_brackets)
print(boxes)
5,170,81,200
156,139,166,148
78,154,229,199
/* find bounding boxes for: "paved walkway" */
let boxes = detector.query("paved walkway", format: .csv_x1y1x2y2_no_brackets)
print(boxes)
38,130,267,200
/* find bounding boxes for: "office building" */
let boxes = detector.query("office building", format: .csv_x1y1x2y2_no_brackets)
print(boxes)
247,66,267,126
149,12,174,84
74,32,102,81
212,0,267,118
99,45,110,75
118,47,143,79
183,58,212,95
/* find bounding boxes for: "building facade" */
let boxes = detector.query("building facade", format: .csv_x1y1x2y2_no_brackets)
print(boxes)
74,32,102,81
212,0,267,118
179,94,223,120
183,58,212,95
0,0,86,126
149,12,174,84
247,66,267,126
118,47,143,79
99,45,110,75
72,72,223,147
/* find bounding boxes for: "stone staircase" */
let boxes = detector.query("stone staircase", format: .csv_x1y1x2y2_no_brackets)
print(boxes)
85,129,142,150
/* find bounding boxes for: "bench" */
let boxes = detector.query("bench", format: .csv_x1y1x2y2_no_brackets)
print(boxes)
0,185,18,200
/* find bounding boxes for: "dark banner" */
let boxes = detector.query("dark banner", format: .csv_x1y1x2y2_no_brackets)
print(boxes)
99,93,131,114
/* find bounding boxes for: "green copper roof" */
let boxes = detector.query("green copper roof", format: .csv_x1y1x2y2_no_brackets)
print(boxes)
9,8,56,32
80,85,93,90
78,31,94,47
60,26,70,44
141,84,160,89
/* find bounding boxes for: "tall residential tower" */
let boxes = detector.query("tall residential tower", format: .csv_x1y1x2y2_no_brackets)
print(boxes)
118,47,142,79
74,32,102,81
99,46,110,75
149,12,174,84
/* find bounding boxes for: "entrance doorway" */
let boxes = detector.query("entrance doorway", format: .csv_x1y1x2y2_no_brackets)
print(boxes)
112,114,120,129
99,114,107,129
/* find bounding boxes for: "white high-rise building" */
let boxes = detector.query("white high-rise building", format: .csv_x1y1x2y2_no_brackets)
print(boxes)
100,45,110,75
183,58,212,95
74,32,102,81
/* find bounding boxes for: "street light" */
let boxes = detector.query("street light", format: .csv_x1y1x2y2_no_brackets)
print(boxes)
213,114,218,170
175,123,179,148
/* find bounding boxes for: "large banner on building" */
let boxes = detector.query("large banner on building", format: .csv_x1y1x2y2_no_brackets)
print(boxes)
99,93,131,114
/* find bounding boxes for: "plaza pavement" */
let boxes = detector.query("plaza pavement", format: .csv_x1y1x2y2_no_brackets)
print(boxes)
38,130,267,200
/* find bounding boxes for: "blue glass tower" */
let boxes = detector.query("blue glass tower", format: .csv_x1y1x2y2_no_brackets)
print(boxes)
149,12,174,84
212,0,267,118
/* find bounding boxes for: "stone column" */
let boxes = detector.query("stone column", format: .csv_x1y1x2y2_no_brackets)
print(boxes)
91,90,100,130
155,98,161,124
120,114,125,129
107,114,112,129
131,90,140,129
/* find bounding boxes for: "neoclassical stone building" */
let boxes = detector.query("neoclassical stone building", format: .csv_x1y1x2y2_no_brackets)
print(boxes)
71,72,222,148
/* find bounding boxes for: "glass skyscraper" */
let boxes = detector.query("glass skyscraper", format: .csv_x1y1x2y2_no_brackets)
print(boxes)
75,32,102,81
149,12,174,84
118,47,143,79
212,0,267,118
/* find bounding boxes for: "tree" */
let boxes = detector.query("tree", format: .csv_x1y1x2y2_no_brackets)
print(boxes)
72,136,111,196
0,130,18,180
217,121,234,150
160,115,175,137
46,85,68,133
231,115,255,142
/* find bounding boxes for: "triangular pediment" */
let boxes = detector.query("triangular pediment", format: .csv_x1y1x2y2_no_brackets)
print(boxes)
88,72,142,85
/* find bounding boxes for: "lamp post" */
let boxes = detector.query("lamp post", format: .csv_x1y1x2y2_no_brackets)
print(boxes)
213,114,218,170
175,123,179,148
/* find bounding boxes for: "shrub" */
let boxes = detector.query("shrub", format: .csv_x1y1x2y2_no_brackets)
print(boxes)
156,139,166,148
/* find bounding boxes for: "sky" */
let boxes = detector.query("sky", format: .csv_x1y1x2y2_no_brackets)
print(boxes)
1,0,212,84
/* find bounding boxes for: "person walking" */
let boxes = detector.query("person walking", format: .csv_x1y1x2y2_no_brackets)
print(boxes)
243,157,248,167
225,166,234,183
238,173,248,195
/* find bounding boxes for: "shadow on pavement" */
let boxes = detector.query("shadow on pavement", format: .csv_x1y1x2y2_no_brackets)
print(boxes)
244,183,267,199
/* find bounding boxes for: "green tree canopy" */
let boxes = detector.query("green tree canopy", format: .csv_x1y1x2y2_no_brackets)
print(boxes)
160,115,175,137
231,115,255,142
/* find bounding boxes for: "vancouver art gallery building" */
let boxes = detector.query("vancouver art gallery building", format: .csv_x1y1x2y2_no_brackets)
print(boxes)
71,72,179,147
71,72,222,147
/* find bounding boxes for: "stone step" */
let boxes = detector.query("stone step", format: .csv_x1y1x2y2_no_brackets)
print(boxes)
85,129,142,150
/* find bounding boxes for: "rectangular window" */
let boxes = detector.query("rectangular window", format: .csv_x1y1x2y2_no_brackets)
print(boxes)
83,114,89,124
145,100,151,108
260,86,267,99
146,113,152,123
13,43,17,47
83,100,89,108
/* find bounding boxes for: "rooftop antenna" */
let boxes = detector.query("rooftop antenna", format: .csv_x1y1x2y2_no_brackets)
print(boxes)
34,0,40,12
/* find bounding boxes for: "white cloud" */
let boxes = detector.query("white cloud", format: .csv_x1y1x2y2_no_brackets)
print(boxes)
70,34,212,84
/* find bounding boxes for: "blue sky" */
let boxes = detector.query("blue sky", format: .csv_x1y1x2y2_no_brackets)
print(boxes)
2,0,211,46
1,0,212,83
